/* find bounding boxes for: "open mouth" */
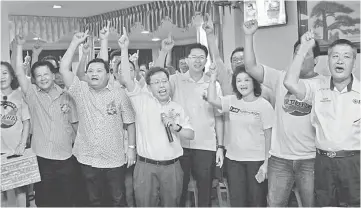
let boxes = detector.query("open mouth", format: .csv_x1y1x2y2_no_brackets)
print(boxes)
158,89,167,95
240,87,248,91
91,77,99,81
335,66,344,73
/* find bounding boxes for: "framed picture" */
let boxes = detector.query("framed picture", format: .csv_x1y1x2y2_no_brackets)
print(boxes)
297,1,360,55
244,0,287,27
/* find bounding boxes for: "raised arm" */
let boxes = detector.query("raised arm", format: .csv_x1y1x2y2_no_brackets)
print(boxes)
207,63,222,109
60,30,89,88
98,21,110,62
117,27,136,92
129,50,142,81
154,33,174,67
284,31,315,101
76,42,91,82
31,41,43,68
243,20,265,83
14,35,31,94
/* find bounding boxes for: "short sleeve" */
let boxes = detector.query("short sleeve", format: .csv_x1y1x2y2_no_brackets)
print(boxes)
213,82,223,116
67,76,87,100
178,106,193,131
20,97,31,121
118,89,136,124
67,95,78,124
220,95,233,113
262,65,282,92
259,99,275,130
301,79,318,105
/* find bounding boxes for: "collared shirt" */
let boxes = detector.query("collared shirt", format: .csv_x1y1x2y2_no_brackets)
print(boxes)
170,71,222,151
263,65,320,160
1,89,31,154
68,76,135,168
126,83,193,160
24,84,77,160
303,75,360,151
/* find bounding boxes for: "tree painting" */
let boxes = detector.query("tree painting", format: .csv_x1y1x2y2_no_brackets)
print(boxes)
310,1,360,43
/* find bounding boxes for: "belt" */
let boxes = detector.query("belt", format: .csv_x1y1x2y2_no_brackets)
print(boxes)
316,149,360,158
138,156,179,166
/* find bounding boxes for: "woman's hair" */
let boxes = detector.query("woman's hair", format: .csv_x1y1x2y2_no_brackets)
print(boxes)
1,61,19,90
231,65,262,99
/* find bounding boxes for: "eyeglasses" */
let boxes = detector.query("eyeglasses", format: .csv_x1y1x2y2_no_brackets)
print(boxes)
188,56,206,61
231,58,244,64
150,79,169,86
2,96,7,109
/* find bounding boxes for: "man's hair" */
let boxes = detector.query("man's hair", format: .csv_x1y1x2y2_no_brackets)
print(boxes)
116,60,136,72
31,61,57,78
41,55,60,68
179,56,187,61
230,47,244,62
188,43,209,58
0,61,19,90
145,67,170,85
86,58,110,73
328,39,357,59
110,49,122,61
294,39,320,58
231,65,262,100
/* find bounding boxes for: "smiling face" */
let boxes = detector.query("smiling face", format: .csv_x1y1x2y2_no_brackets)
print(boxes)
188,48,207,73
1,65,12,90
235,72,254,97
231,51,244,71
33,65,55,91
147,71,170,103
328,44,356,82
86,62,109,90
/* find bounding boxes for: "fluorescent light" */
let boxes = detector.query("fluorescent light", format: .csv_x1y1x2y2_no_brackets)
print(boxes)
33,37,40,40
141,30,150,34
53,5,62,9
151,37,160,41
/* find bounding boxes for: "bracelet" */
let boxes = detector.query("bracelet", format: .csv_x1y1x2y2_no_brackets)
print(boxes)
175,124,182,132
217,145,225,150
128,145,136,149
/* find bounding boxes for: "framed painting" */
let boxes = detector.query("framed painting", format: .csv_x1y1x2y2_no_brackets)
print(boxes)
297,1,360,55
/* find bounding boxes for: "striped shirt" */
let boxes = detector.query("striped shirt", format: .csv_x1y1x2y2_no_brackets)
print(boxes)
24,83,77,160
68,76,136,168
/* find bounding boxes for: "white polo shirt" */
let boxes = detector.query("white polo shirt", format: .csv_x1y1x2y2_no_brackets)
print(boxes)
302,75,360,151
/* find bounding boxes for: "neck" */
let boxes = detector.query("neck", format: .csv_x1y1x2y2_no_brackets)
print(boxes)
1,87,13,96
242,92,257,102
300,70,318,79
159,97,170,105
189,69,203,82
333,75,352,92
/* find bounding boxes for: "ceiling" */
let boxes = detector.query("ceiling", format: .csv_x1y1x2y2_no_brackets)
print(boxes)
4,1,198,49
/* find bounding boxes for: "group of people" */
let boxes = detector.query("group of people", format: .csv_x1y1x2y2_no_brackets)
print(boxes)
1,14,359,208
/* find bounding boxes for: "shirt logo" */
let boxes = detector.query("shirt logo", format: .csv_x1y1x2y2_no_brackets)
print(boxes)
1,100,18,128
320,97,332,103
353,99,361,104
106,100,117,115
229,106,240,113
282,91,312,116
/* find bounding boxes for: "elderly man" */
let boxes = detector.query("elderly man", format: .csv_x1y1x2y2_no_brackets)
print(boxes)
284,33,360,207
59,28,136,207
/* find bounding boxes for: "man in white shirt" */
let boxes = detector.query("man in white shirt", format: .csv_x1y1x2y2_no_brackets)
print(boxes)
244,20,321,207
283,33,360,207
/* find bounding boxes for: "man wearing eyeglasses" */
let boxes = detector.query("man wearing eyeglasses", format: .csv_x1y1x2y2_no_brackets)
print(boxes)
155,26,225,207
115,28,194,207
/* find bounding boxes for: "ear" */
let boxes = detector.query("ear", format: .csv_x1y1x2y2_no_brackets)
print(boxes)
314,56,319,66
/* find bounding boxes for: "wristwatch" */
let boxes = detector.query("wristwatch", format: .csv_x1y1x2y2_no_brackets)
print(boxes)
217,145,225,150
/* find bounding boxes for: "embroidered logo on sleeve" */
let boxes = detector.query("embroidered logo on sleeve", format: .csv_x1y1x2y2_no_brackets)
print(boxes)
1,101,18,128
106,100,117,115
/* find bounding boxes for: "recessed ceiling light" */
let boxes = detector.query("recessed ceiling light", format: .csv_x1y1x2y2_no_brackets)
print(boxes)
141,30,150,34
33,37,40,40
151,37,160,41
53,5,62,9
